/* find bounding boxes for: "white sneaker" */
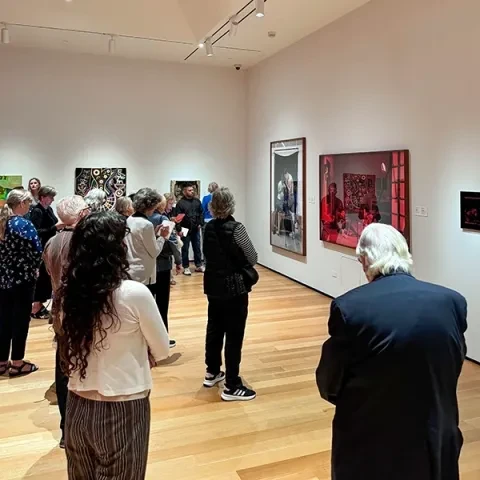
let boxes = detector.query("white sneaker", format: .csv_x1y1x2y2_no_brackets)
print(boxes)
183,268,192,276
195,266,205,273
203,371,225,388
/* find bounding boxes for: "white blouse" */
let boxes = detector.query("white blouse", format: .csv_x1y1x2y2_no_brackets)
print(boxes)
68,280,170,397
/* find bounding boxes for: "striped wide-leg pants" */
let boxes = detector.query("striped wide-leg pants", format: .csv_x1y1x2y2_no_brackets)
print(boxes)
65,392,151,480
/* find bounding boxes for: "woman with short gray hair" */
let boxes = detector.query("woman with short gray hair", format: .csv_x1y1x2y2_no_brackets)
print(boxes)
0,189,42,376
84,188,107,213
125,188,170,291
202,187,258,401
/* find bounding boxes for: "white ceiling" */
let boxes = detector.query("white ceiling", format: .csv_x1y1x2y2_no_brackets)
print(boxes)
0,0,371,68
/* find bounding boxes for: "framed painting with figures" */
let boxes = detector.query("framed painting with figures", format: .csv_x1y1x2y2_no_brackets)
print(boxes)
170,180,201,201
319,150,410,249
0,175,23,207
270,137,306,256
74,168,127,211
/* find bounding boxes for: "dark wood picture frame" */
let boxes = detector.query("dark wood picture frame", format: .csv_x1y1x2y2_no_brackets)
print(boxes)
270,137,307,256
319,150,410,249
460,191,480,231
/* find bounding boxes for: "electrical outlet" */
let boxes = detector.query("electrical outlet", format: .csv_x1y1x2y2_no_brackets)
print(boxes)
308,196,316,204
415,206,428,217
332,270,338,278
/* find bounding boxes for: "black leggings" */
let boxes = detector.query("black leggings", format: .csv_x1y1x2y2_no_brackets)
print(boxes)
146,271,170,332
0,282,36,362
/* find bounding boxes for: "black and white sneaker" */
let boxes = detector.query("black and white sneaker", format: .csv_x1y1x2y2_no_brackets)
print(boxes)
221,385,256,402
169,339,176,349
203,371,225,388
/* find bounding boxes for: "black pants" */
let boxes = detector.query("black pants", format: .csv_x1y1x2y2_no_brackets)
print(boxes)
0,282,35,362
55,346,69,434
181,228,202,268
34,262,52,303
205,294,249,389
146,277,169,332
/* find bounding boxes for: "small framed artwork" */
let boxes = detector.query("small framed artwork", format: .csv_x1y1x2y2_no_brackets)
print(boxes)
460,191,480,231
270,137,306,256
319,150,410,249
0,175,23,207
170,180,201,201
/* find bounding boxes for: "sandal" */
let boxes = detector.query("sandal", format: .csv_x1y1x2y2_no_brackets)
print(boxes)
0,362,9,376
9,361,39,378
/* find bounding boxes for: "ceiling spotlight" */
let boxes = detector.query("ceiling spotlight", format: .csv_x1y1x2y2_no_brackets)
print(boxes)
255,0,265,17
229,16,239,37
205,38,213,57
1,24,10,44
198,41,205,48
108,35,116,54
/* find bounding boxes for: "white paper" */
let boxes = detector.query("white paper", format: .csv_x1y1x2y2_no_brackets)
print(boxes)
161,220,175,237
181,227,189,237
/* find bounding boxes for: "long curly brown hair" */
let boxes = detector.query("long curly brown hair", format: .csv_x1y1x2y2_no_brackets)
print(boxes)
56,211,130,379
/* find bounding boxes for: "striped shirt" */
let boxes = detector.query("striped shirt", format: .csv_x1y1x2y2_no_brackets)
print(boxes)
233,224,258,266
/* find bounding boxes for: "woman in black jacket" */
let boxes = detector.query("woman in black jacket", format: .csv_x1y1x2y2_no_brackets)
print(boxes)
29,186,63,319
202,187,258,402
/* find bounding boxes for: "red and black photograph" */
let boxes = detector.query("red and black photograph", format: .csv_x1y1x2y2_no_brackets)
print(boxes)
319,150,410,249
460,191,480,231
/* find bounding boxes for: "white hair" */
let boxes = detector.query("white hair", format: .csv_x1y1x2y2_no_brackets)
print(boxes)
56,195,88,225
84,188,107,212
356,223,413,280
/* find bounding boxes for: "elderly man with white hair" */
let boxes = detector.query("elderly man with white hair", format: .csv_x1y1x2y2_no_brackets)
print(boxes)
316,223,467,480
43,195,89,449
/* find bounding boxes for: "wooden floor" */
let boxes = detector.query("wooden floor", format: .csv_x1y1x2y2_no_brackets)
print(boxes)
1,267,480,479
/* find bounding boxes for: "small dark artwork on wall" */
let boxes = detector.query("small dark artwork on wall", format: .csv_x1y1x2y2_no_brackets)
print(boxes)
460,192,480,231
170,180,201,201
319,150,410,249
75,168,127,211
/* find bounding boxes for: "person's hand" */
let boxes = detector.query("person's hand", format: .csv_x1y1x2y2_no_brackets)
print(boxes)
159,226,170,238
176,264,183,275
56,222,65,230
148,349,156,369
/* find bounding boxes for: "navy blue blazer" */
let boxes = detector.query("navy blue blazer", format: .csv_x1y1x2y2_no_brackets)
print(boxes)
317,273,467,480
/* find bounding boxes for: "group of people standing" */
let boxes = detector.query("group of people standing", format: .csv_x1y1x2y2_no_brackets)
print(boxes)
0,178,258,479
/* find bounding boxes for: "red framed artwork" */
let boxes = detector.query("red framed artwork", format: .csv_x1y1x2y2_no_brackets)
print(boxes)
319,150,410,249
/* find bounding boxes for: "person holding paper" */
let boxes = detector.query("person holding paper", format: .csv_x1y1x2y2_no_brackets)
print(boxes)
124,188,170,291
149,197,182,348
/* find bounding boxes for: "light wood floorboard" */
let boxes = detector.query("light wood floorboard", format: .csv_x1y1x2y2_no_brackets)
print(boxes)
0,266,479,479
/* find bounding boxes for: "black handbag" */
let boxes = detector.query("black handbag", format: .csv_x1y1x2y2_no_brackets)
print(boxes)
241,265,259,288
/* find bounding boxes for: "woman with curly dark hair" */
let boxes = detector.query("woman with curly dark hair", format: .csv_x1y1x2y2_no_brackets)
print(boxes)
56,211,169,479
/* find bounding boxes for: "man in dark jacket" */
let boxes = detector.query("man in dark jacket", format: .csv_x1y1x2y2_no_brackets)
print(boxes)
175,184,204,275
316,223,467,480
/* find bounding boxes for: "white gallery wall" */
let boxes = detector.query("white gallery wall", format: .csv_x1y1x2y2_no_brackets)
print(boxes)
0,48,247,220
246,0,480,361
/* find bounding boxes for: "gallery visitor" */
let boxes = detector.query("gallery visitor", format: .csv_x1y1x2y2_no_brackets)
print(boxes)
149,196,183,348
316,223,467,480
27,177,41,206
43,195,89,449
56,211,170,479
203,187,258,401
29,185,63,319
201,182,219,225
125,188,170,289
115,196,135,217
0,189,42,377
84,188,108,213
175,183,204,275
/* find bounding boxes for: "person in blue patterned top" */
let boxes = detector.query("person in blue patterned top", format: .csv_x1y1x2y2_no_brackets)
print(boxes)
0,189,42,377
